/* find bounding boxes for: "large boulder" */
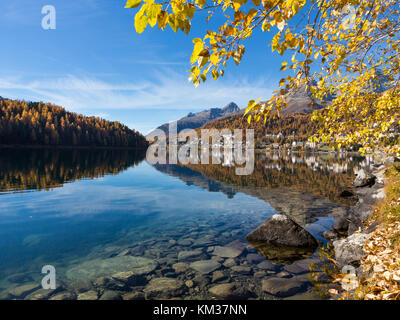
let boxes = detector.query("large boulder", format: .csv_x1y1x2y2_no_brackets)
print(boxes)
247,214,318,247
333,232,370,267
247,214,318,264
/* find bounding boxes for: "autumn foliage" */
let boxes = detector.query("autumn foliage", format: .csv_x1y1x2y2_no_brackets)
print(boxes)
0,99,148,148
202,111,320,145
126,0,400,155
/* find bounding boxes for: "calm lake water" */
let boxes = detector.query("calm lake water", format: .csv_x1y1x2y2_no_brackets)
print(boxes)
0,148,365,300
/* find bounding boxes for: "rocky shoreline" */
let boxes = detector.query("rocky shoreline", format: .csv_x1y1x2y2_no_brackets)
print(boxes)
323,155,396,275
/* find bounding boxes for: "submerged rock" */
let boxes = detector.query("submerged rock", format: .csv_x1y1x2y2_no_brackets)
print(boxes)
212,246,243,258
49,291,77,300
6,273,34,284
261,277,308,297
223,258,237,268
99,290,122,300
283,258,319,274
25,288,59,300
256,260,278,271
231,266,252,275
276,271,291,278
107,271,147,289
177,239,193,246
251,241,319,264
209,282,252,299
245,253,265,264
190,260,221,274
178,249,203,261
122,291,145,300
68,280,94,293
172,262,190,274
66,256,158,282
7,283,41,299
77,290,98,300
212,270,228,283
144,278,186,299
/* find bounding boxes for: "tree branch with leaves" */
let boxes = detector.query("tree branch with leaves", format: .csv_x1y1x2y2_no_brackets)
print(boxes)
125,0,400,155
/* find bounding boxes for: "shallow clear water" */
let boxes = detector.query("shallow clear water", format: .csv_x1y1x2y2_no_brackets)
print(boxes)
0,148,363,300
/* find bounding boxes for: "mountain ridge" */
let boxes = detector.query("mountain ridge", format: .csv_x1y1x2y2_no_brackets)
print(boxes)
147,84,331,139
146,102,240,137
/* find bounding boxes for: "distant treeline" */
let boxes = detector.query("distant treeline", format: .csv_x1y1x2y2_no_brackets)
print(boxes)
202,112,320,145
0,99,148,148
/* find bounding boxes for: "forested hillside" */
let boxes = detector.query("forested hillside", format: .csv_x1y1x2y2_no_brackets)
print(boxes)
0,99,148,148
202,112,320,145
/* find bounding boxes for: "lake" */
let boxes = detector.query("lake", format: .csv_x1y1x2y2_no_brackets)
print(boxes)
0,147,365,300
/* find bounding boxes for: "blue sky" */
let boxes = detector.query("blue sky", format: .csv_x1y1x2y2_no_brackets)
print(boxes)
0,0,286,134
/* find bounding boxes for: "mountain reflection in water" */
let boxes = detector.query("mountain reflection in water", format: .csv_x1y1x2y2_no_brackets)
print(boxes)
154,151,362,227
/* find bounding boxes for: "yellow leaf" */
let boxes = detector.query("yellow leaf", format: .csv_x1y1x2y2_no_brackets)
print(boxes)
168,14,178,32
157,11,168,30
212,69,219,80
262,21,271,31
125,0,142,8
196,0,207,8
184,4,195,19
134,9,148,34
190,40,204,63
147,3,162,28
210,53,219,66
233,0,242,11
292,1,299,14
223,25,235,36
247,114,252,124
184,19,191,35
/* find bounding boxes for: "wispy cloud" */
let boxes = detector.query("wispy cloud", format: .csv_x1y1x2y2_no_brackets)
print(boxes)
0,70,275,112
